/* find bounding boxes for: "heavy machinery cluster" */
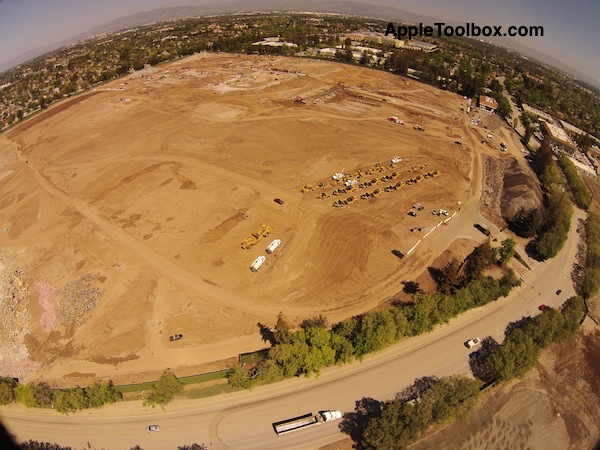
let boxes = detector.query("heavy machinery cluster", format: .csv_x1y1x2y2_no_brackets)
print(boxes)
301,159,403,195
332,169,441,207
241,224,272,249
300,157,440,208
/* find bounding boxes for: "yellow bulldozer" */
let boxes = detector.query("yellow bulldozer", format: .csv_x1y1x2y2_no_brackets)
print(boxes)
241,224,272,249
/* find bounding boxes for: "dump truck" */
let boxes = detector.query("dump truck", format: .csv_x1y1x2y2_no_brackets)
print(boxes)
266,239,281,254
273,410,342,435
250,256,266,272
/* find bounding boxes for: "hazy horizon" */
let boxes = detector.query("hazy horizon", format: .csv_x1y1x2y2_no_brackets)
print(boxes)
0,0,598,85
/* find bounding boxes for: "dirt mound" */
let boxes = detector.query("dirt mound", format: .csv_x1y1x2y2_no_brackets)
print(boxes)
482,156,543,225
501,158,544,221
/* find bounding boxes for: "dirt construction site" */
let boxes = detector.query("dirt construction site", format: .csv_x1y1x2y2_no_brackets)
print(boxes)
0,52,533,386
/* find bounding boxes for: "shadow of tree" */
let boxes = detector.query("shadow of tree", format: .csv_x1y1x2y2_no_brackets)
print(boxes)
401,280,421,295
339,397,383,448
257,322,275,346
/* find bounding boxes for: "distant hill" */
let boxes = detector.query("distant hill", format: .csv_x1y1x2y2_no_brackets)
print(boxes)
1,0,597,88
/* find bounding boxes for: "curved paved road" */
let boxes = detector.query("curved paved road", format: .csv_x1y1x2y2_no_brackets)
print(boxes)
1,206,583,449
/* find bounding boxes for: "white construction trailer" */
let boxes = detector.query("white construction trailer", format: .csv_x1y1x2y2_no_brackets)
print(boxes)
266,239,281,254
250,255,266,272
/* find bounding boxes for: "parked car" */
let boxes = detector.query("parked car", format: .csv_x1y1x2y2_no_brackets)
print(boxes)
146,425,160,433
169,334,183,341
465,337,481,348
556,289,562,295
274,198,284,205
391,250,404,259
469,351,481,359
408,211,417,217
539,304,547,311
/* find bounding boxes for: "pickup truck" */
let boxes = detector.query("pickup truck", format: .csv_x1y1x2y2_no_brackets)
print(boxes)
465,337,481,348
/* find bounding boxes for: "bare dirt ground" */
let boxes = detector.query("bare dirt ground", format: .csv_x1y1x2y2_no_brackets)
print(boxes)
0,52,525,387
3,50,595,450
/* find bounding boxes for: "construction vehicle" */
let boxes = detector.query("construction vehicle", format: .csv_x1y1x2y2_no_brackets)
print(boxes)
266,239,281,254
391,156,403,164
273,410,342,435
316,192,329,200
293,95,306,104
241,224,272,249
346,196,358,204
250,256,266,272
373,188,383,197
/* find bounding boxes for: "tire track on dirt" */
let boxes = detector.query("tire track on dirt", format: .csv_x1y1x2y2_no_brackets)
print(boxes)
16,153,295,317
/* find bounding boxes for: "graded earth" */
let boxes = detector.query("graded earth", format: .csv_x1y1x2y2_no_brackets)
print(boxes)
0,52,530,386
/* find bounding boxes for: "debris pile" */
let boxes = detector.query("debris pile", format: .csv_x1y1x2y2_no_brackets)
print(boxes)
0,257,39,378
36,280,57,332
57,274,103,326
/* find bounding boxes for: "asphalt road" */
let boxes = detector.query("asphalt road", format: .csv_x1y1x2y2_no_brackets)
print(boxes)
1,205,583,450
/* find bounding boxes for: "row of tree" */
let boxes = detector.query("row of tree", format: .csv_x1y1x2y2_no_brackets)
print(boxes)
0,370,183,413
343,295,586,450
582,212,600,299
229,242,521,388
556,153,593,209
472,296,585,382
509,141,574,260
344,375,481,450
0,381,121,412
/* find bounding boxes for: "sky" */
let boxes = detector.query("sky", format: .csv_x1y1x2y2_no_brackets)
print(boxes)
0,0,598,84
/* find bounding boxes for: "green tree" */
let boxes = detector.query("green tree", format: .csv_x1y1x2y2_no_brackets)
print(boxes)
463,240,492,283
144,370,183,408
273,311,292,345
485,329,540,380
0,381,15,405
227,366,254,389
300,314,328,330
14,382,53,408
436,258,461,294
498,238,516,264
420,375,481,423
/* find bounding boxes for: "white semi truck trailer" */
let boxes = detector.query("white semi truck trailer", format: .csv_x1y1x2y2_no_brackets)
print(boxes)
273,410,342,435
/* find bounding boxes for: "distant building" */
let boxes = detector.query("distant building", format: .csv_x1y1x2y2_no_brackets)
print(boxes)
252,37,298,48
543,122,578,153
344,32,404,48
403,40,438,52
478,95,498,115
522,103,553,122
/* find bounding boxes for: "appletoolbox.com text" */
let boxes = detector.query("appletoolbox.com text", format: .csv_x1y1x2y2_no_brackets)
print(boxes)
385,22,544,39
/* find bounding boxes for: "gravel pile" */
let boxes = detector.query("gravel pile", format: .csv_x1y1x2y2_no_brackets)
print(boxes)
57,273,104,326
